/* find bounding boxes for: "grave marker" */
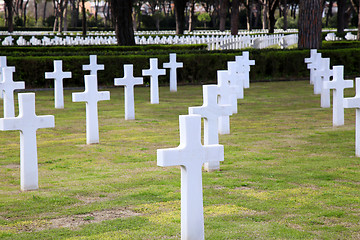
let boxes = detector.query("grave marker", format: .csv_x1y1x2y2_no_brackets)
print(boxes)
344,78,360,157
45,60,72,109
82,55,104,76
157,115,224,239
163,53,183,92
142,58,166,104
217,70,238,135
114,65,143,120
0,67,25,118
0,56,8,99
189,85,232,171
72,75,110,144
305,49,319,85
235,51,255,88
227,61,244,99
0,93,55,191
316,58,332,108
323,66,353,126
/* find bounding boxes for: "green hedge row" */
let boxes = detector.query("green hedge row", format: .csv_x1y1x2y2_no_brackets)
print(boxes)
0,44,208,57
6,47,360,88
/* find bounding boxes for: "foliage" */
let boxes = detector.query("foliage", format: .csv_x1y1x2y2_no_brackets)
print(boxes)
275,17,298,29
197,13,211,24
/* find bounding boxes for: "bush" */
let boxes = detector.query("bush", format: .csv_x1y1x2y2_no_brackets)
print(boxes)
4,46,360,88
275,17,298,29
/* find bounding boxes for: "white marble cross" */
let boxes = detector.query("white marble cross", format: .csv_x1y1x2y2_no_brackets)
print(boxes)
114,64,143,120
304,49,318,85
235,51,255,88
72,75,110,144
189,85,232,172
0,66,25,118
315,58,332,108
227,61,244,99
0,93,55,191
344,78,360,157
323,66,353,126
157,114,224,240
82,55,104,76
0,56,9,99
142,58,166,104
217,70,238,135
163,53,183,92
45,60,72,109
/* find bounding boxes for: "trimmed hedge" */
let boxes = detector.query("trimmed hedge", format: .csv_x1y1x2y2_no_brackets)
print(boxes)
5,47,360,88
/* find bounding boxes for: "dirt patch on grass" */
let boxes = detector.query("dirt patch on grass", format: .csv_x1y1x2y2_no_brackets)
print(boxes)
2,208,140,233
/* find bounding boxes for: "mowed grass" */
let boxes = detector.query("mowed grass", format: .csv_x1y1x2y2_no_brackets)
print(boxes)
0,81,359,239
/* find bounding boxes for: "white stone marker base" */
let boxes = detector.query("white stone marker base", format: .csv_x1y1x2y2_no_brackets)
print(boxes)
115,65,143,120
189,85,232,172
0,93,55,191
45,60,72,109
142,58,166,104
343,78,360,157
82,55,104,76
157,115,224,240
163,53,183,92
0,67,25,118
72,75,110,144
323,66,353,127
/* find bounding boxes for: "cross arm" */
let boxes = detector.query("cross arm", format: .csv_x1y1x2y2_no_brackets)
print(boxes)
204,144,224,164
0,117,21,131
72,92,87,102
157,147,184,167
98,91,110,101
36,115,55,129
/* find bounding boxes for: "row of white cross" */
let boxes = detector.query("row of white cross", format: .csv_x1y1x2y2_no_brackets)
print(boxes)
0,53,184,191
0,51,255,239
305,49,360,156
157,52,255,239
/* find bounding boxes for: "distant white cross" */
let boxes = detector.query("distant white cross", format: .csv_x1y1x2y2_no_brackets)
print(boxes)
227,61,244,99
82,55,104,76
0,67,25,118
142,58,166,104
114,64,143,120
344,78,360,157
315,58,332,108
157,115,224,240
323,66,353,126
304,49,320,85
72,75,110,144
0,56,10,99
0,93,55,191
217,70,238,135
189,85,232,171
163,53,183,92
235,51,255,88
45,60,72,109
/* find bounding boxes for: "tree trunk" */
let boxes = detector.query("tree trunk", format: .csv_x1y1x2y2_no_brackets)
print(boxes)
358,0,360,40
246,0,253,30
325,0,333,27
298,0,322,49
219,0,228,31
174,0,187,34
5,0,14,32
110,0,135,45
267,0,279,33
188,0,195,32
283,0,287,30
231,0,239,35
82,0,86,35
261,1,267,30
42,0,47,25
34,0,38,23
23,0,29,27
337,0,345,34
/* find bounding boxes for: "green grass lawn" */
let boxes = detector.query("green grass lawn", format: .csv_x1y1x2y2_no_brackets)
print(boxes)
0,81,359,239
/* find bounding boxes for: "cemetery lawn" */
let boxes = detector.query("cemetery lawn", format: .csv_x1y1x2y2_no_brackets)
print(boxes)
0,81,359,239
